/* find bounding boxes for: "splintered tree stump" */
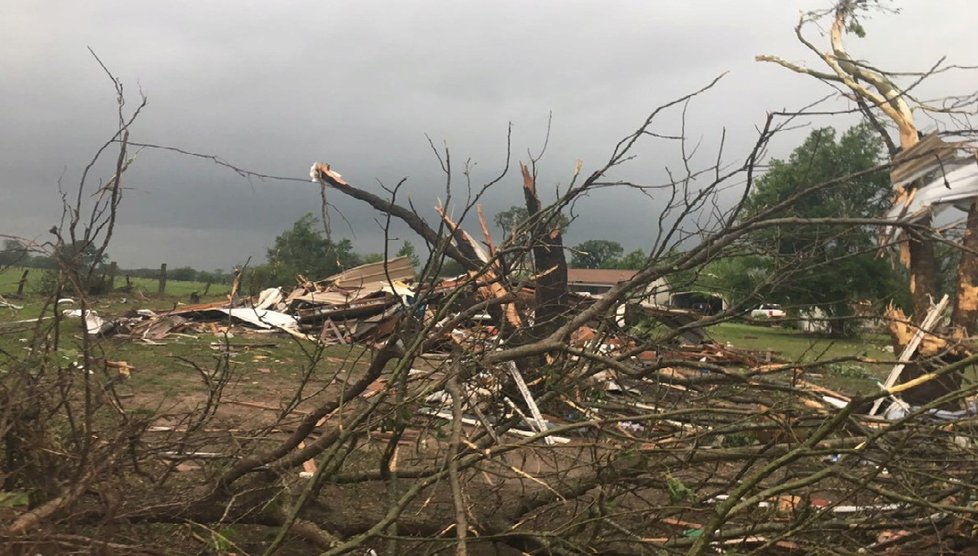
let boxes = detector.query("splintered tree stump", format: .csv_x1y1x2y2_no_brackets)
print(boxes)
520,162,569,341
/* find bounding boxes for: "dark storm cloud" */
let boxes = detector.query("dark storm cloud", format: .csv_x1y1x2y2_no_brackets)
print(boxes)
2,1,975,269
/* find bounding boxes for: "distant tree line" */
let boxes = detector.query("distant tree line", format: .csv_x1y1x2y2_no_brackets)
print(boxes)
1,239,233,288
247,210,657,293
3,210,651,295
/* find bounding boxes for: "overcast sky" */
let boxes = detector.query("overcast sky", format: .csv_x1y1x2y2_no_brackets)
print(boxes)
2,1,975,271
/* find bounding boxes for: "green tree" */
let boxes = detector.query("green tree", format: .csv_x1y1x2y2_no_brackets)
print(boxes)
197,269,229,284
571,239,624,269
169,266,198,282
396,240,421,269
59,240,109,273
261,214,361,287
33,240,112,295
360,241,421,268
494,206,528,236
736,123,901,336
693,255,769,307
0,240,29,267
494,205,569,237
614,249,647,270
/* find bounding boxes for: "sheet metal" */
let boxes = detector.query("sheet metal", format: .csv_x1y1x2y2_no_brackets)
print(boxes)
886,159,978,234
318,256,415,289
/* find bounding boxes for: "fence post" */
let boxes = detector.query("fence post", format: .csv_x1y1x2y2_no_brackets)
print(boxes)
15,269,29,297
107,262,118,292
158,263,167,294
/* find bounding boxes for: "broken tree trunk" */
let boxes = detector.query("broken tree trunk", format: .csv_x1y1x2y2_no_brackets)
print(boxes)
888,140,978,408
952,201,978,334
310,163,481,272
520,162,569,339
907,215,939,322
758,3,939,335
888,129,938,327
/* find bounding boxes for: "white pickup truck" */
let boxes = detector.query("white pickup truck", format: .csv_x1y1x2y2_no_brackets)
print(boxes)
750,303,786,320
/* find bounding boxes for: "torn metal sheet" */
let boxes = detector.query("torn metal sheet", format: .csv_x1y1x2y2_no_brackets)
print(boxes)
217,308,299,331
319,256,415,289
883,398,978,422
290,290,362,306
889,132,970,185
137,315,189,340
381,280,415,304
295,296,395,323
886,159,978,225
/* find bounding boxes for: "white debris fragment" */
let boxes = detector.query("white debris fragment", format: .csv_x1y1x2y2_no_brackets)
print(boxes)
62,309,111,335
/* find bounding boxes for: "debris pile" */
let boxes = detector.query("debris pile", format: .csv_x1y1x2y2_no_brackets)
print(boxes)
286,256,416,343
68,252,939,425
81,255,747,362
75,257,417,344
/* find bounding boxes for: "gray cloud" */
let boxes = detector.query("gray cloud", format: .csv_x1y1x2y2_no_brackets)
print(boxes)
2,1,975,270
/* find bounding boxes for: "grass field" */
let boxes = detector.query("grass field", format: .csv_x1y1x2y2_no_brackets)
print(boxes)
0,266,227,298
0,268,902,398
707,321,894,393
0,266,231,333
708,321,891,362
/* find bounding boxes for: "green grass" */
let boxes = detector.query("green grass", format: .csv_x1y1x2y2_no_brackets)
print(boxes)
708,322,893,393
0,266,228,298
0,267,235,368
126,275,225,297
0,267,38,293
0,290,371,417
708,322,891,362
0,266,915,399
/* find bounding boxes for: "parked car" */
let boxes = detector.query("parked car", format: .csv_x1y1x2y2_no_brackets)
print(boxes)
750,303,786,320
